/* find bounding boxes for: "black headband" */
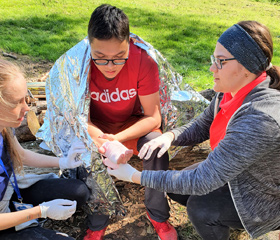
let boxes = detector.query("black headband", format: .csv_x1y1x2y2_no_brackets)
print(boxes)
218,24,268,74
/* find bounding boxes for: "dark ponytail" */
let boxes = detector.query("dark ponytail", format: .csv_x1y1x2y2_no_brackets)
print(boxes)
238,21,280,90
267,66,280,90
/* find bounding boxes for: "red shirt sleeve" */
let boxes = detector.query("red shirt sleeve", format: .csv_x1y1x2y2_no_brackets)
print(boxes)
137,49,160,96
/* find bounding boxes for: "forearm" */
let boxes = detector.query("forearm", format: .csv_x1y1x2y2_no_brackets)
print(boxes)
0,206,41,230
115,116,160,142
140,169,211,195
132,171,141,184
22,149,59,168
140,112,280,196
171,104,214,146
15,136,60,168
87,120,107,147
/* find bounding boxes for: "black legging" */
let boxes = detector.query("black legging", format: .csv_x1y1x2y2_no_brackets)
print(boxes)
0,178,89,240
168,185,244,240
137,131,170,222
0,227,75,240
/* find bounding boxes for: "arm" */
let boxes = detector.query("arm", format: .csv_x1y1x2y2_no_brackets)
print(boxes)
129,160,201,184
141,110,280,195
0,199,77,230
171,96,217,146
14,136,60,168
88,109,134,164
15,137,85,169
87,111,108,148
113,91,162,143
138,95,217,160
0,206,41,230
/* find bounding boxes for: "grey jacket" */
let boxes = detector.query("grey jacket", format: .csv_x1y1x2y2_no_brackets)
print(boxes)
141,77,280,238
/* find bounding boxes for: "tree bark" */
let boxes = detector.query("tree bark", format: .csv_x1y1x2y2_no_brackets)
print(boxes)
15,110,41,142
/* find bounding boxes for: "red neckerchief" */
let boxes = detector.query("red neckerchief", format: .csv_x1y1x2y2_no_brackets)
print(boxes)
209,72,267,150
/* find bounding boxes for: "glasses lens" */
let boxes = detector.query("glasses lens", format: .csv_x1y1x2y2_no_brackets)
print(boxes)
94,59,108,65
210,55,221,69
113,59,127,65
216,59,222,69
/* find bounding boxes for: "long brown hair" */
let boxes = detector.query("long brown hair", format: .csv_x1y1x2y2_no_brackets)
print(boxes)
238,21,280,90
0,59,23,172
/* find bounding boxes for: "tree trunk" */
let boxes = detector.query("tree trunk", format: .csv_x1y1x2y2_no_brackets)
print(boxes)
15,110,41,142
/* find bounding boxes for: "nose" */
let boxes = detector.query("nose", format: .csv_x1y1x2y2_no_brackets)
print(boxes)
209,63,218,73
106,60,115,68
23,100,30,112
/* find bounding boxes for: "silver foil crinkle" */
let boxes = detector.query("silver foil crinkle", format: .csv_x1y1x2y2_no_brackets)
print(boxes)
36,34,209,216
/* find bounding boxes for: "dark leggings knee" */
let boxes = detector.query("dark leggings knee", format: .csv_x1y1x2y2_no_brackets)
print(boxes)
68,179,90,207
186,195,210,226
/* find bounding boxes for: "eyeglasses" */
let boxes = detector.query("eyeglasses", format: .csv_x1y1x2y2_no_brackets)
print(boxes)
91,57,128,65
210,55,236,69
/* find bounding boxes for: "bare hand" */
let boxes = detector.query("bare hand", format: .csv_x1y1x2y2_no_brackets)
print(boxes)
99,133,118,141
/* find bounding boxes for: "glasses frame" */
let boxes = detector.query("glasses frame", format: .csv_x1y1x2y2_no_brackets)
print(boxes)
91,57,129,66
211,55,236,69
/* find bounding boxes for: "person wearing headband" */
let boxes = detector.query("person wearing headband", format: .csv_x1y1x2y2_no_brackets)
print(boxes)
105,21,280,239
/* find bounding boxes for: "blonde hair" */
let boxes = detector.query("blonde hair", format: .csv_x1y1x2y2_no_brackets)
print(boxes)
0,59,23,172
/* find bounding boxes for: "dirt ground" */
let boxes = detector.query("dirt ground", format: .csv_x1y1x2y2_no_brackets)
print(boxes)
23,141,250,240
1,50,278,240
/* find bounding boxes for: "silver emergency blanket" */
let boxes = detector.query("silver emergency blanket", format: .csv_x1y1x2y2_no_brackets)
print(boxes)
36,33,209,216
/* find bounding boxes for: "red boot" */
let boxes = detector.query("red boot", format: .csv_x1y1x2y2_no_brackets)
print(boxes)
83,227,107,240
147,212,178,240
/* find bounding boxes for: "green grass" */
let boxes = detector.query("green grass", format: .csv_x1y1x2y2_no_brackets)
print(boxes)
1,0,280,91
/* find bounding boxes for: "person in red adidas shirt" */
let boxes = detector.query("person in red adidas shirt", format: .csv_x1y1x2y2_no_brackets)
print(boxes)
84,4,177,240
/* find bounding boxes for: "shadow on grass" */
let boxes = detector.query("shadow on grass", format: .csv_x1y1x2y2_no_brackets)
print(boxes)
0,13,88,61
125,7,227,86
126,7,228,64
0,7,228,69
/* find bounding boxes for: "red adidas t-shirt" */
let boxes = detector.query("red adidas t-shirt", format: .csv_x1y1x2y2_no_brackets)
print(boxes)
89,40,160,123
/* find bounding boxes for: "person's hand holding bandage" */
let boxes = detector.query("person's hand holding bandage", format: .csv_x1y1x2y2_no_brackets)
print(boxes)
100,141,138,182
138,132,174,160
99,140,133,164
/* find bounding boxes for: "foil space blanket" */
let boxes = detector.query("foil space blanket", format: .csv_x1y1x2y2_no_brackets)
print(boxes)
36,33,209,216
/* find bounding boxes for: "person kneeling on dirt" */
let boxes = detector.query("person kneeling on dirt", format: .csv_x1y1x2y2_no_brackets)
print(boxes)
84,4,177,240
105,21,280,240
